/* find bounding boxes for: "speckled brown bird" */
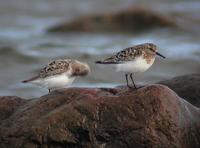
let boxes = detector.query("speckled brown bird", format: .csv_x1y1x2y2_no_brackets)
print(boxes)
96,43,165,89
22,59,90,92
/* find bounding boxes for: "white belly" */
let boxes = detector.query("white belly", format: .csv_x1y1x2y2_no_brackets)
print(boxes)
30,74,75,90
115,57,155,73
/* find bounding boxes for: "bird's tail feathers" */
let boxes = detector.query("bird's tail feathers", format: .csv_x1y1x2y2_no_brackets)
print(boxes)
95,60,105,64
22,76,39,83
95,60,118,64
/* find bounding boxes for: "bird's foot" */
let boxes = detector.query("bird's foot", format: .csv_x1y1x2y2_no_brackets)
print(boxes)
127,85,137,90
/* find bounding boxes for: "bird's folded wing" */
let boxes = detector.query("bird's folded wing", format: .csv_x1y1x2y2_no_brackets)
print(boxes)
39,60,70,78
96,47,142,64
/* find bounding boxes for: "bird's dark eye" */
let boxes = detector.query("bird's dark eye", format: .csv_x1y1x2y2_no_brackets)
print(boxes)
149,48,155,52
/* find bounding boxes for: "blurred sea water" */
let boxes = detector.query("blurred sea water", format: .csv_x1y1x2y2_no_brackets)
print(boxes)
0,0,199,98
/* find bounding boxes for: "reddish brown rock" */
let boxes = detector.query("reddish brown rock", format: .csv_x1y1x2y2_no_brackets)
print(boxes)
159,73,200,107
0,96,27,121
47,7,177,33
0,84,199,148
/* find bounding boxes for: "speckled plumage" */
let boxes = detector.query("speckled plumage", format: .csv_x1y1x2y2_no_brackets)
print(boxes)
96,43,165,89
39,59,71,78
96,43,157,64
22,59,90,92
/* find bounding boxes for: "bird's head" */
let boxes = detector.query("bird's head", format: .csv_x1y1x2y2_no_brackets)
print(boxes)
147,43,165,59
72,61,91,76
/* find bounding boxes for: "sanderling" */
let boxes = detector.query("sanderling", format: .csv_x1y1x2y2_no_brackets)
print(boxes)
22,59,90,92
96,43,165,89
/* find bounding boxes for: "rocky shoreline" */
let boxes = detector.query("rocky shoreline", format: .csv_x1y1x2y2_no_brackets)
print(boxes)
0,74,199,148
46,6,200,34
47,7,177,33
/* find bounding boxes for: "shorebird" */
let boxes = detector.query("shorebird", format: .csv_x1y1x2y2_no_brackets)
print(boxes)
96,43,165,89
22,59,90,92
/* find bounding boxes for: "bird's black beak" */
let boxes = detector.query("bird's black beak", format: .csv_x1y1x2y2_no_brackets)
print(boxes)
156,52,165,58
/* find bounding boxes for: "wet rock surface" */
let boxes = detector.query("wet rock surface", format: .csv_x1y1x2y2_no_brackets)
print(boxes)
47,7,177,33
159,73,200,108
0,75,200,148
0,96,27,121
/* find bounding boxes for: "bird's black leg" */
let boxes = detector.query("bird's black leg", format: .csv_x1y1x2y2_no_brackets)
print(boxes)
48,89,51,93
130,73,137,89
125,74,131,89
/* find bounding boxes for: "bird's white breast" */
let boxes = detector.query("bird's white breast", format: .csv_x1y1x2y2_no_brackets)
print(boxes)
30,73,75,90
115,57,155,73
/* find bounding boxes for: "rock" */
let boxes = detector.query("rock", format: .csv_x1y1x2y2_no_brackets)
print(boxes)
0,96,27,121
0,84,199,148
159,73,200,108
47,7,177,33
